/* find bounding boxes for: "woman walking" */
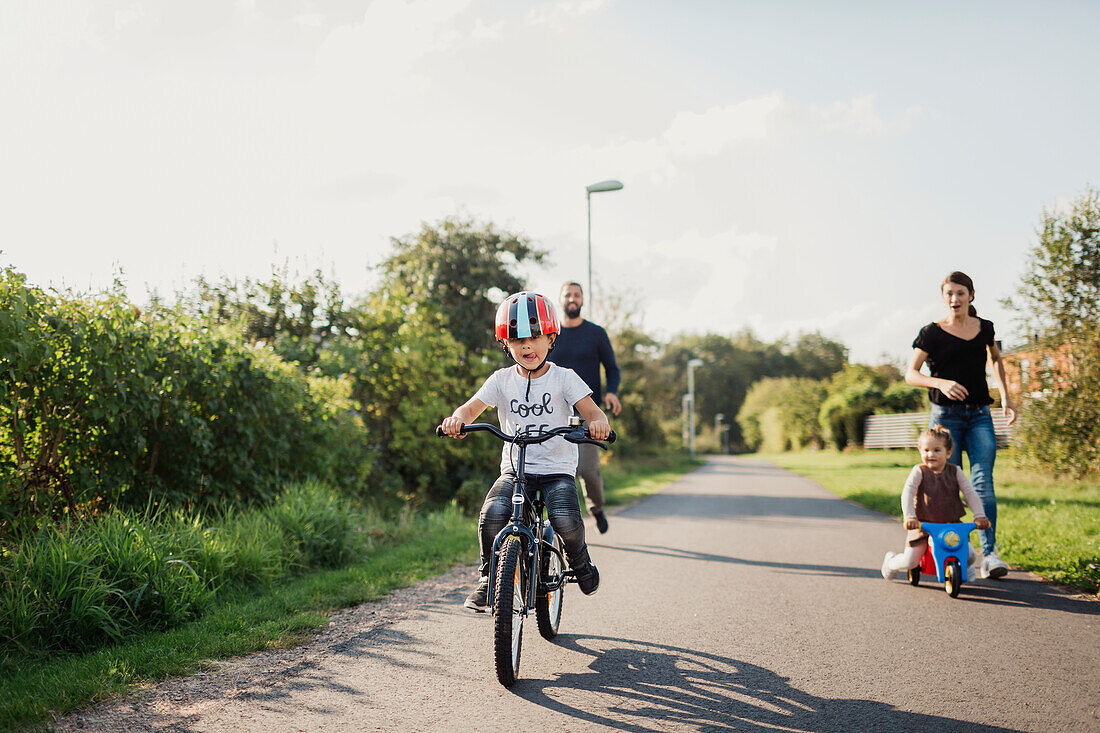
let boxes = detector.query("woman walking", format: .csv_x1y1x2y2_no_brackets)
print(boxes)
906,271,1017,578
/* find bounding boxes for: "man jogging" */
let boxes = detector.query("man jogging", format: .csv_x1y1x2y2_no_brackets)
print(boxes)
547,281,621,534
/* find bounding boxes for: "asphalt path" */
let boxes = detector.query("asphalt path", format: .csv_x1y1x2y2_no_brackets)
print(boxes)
69,456,1100,731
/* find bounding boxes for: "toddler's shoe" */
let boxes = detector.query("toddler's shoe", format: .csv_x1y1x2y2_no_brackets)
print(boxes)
968,550,985,581
464,577,489,612
881,551,899,580
982,551,1009,579
574,561,600,595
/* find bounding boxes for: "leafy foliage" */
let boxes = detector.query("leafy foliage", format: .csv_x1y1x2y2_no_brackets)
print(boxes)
663,329,848,450
738,364,922,452
1006,188,1100,336
377,216,547,365
0,481,366,656
1004,189,1100,477
173,265,356,368
0,267,369,536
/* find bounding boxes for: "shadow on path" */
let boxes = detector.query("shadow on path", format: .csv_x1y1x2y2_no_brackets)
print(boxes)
592,544,1098,615
902,574,1100,615
590,542,880,580
513,633,1022,732
621,493,885,522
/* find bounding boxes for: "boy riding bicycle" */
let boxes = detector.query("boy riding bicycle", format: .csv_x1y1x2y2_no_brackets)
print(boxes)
439,291,610,611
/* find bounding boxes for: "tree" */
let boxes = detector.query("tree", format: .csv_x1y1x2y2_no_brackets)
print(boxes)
737,377,827,452
600,285,673,454
817,364,895,450
1006,188,1100,337
173,265,355,369
1003,188,1100,477
377,217,548,366
788,332,849,381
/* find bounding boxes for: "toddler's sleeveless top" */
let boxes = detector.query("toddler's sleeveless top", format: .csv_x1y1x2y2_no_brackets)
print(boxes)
906,465,966,544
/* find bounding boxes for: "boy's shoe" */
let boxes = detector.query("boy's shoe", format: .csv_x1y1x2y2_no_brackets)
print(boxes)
983,551,1009,579
574,562,600,595
592,509,609,534
464,577,489,612
881,551,899,580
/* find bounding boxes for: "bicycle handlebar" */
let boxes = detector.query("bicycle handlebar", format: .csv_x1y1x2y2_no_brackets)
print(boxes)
435,422,616,449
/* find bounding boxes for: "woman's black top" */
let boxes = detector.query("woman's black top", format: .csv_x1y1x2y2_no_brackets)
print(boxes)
912,318,995,405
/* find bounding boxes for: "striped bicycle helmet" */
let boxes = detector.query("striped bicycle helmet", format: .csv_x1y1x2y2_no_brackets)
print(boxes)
494,291,560,342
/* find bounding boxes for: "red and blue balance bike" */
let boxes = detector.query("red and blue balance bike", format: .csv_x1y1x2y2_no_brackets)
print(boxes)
907,521,977,598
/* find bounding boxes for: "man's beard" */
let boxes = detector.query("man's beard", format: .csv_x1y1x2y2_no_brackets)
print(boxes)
563,303,582,318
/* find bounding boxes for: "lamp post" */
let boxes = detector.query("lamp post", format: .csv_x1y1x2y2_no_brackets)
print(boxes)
687,358,703,460
585,179,623,315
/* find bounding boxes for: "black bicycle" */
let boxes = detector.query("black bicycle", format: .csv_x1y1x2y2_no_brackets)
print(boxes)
436,417,614,687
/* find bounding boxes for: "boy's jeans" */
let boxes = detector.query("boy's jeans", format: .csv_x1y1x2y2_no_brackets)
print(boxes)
477,472,590,578
929,404,998,556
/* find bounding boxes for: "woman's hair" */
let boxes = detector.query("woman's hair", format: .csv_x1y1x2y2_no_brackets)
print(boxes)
919,424,954,454
942,271,977,316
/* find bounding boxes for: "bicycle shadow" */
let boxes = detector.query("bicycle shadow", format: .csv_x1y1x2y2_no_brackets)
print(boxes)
513,633,1023,732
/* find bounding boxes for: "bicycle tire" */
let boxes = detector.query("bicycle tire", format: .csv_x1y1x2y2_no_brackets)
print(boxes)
536,533,564,639
494,536,525,686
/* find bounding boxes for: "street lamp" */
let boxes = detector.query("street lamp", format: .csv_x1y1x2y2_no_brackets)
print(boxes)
687,358,703,460
585,179,623,315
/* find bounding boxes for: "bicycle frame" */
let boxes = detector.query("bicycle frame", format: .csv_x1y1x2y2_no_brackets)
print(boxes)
485,462,571,621
436,421,612,617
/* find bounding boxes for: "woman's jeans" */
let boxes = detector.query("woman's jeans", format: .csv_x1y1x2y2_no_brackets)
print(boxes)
477,472,590,578
928,404,998,555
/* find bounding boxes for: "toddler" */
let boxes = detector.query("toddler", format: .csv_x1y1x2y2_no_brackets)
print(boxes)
882,425,991,581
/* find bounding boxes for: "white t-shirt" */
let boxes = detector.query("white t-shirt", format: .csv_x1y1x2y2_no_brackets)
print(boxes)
474,363,592,475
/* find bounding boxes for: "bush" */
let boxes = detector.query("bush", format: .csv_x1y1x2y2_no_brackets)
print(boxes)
1013,330,1100,478
818,365,905,450
0,268,370,536
737,377,827,452
0,482,365,656
1003,189,1100,477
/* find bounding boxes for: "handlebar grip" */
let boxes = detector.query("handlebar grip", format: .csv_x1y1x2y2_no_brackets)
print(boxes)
435,426,445,438
607,430,616,444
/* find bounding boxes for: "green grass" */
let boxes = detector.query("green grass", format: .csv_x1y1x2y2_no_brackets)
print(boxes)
589,452,701,509
0,507,475,732
758,448,1100,596
0,453,695,731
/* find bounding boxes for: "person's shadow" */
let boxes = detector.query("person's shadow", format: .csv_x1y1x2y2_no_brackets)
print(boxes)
513,633,1023,732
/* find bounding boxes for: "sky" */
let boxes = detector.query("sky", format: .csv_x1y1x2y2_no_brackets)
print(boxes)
3,1,1098,366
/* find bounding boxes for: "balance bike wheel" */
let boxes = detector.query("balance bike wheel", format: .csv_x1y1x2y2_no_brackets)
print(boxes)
907,568,920,586
944,559,962,598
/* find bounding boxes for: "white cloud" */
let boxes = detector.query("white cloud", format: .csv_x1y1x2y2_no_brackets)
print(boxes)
526,0,613,27
317,0,475,74
664,95,785,156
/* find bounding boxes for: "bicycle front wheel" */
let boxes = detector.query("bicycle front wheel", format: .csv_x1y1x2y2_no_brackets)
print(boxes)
494,536,526,687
